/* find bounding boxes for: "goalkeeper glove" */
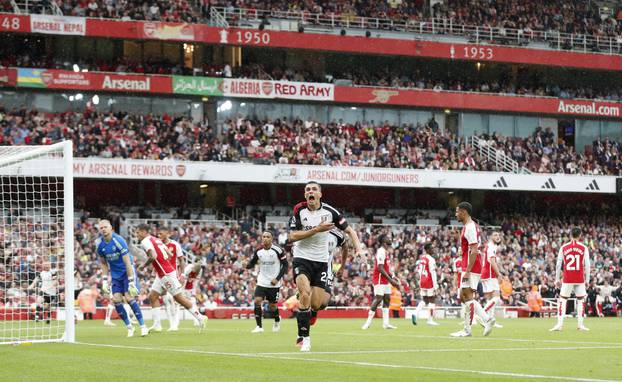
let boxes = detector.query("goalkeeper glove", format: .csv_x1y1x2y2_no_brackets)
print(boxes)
102,280,110,295
128,281,139,297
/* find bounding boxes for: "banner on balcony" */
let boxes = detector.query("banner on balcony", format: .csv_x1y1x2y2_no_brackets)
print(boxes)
30,14,85,35
70,159,616,193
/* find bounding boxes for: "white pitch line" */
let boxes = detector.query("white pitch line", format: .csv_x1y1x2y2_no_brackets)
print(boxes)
84,327,244,333
326,331,622,346
256,345,622,356
74,342,622,382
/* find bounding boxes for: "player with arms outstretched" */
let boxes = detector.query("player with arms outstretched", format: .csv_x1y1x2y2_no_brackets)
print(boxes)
480,231,504,328
246,231,287,333
550,227,590,332
289,181,362,352
413,243,440,326
362,235,401,330
159,227,184,332
451,202,495,337
96,220,148,337
135,224,206,332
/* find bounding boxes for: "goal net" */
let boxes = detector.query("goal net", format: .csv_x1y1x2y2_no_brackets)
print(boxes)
0,141,74,344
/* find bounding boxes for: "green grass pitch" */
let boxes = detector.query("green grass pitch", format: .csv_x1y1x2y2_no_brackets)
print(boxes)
1,318,621,382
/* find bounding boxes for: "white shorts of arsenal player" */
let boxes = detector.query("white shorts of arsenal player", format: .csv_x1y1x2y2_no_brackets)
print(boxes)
420,288,436,297
481,279,500,293
560,283,587,298
373,284,392,296
459,273,481,290
151,272,183,296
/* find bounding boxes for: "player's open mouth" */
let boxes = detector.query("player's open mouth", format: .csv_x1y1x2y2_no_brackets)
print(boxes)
308,195,316,201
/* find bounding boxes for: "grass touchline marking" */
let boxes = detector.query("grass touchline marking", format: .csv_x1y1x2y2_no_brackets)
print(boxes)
74,342,622,382
255,345,622,355
326,331,622,346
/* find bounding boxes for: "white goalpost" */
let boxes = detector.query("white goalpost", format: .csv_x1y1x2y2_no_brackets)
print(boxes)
0,141,74,344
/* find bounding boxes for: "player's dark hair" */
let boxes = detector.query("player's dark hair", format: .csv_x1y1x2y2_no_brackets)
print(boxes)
305,181,321,190
457,201,473,215
262,230,273,237
379,234,391,246
136,223,150,233
424,243,433,253
571,227,581,238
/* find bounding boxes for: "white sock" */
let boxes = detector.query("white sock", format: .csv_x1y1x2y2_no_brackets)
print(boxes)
173,304,181,328
463,301,474,333
152,306,162,326
105,304,114,321
484,297,500,317
577,299,585,327
472,300,490,322
186,305,203,321
163,296,174,326
460,303,465,321
415,301,425,318
557,298,567,326
382,308,389,326
427,303,435,321
364,309,375,326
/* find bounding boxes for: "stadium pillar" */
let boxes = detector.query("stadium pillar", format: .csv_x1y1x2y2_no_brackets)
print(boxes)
154,183,162,208
510,64,519,86
270,184,277,205
137,181,145,204
188,183,202,207
204,99,217,130
285,185,292,205
469,190,486,214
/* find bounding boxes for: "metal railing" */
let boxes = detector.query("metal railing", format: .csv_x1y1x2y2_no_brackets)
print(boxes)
12,0,62,15
469,135,531,174
212,6,622,55
228,207,263,231
209,5,229,29
9,0,19,13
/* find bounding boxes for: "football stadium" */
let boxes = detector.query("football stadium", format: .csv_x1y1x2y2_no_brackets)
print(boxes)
0,1,621,381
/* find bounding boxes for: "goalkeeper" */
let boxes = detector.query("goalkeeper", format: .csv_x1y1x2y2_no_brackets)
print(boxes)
96,219,148,337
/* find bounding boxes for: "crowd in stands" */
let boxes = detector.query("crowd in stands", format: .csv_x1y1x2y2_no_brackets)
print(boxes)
479,128,622,175
56,0,197,22
212,0,622,41
3,51,622,102
7,0,620,43
3,207,621,319
0,213,68,312
433,0,621,39
0,54,225,78
2,105,622,175
244,63,622,103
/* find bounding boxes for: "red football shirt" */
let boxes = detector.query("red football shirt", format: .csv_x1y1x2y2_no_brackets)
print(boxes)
141,235,175,278
372,247,391,285
557,240,589,284
460,220,482,274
